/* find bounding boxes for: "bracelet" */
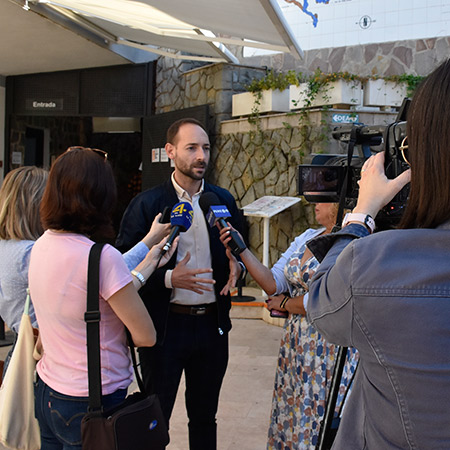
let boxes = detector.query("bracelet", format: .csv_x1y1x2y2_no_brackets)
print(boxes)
237,261,247,281
280,296,290,310
131,270,146,287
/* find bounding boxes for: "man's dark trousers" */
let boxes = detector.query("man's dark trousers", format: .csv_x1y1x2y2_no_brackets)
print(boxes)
139,309,229,450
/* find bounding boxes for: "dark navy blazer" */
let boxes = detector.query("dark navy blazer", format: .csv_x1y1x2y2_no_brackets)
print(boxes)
116,180,244,344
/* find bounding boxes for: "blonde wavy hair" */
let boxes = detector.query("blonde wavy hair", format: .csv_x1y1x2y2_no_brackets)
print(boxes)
0,166,48,240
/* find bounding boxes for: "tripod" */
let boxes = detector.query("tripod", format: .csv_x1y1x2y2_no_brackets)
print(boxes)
315,347,351,449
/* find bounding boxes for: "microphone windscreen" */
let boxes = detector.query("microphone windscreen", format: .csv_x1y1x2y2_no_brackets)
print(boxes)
170,202,194,232
199,192,220,214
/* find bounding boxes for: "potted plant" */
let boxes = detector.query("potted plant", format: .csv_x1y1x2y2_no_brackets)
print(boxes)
363,74,424,109
290,70,363,110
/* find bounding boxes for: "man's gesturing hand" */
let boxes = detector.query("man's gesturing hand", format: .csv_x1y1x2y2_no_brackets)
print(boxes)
171,252,216,294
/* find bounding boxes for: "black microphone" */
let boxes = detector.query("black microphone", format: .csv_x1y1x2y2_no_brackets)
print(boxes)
199,192,247,257
161,202,194,256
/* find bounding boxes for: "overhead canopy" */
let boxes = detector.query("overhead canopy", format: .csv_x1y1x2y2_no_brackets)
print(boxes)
0,0,131,76
1,0,302,76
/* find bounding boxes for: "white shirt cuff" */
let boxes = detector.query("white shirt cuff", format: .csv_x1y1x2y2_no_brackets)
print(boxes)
165,269,173,289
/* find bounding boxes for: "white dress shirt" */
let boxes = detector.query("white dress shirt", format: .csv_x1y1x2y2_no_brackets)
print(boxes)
164,174,216,305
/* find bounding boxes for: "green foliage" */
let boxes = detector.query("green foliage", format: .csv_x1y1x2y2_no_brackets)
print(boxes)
377,73,425,97
243,69,425,158
246,69,423,98
246,70,304,93
306,69,364,91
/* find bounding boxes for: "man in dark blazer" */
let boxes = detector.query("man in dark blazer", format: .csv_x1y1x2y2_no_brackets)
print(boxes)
116,118,245,450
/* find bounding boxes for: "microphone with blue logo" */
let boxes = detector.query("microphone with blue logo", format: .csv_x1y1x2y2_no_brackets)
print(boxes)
160,202,194,256
199,192,247,257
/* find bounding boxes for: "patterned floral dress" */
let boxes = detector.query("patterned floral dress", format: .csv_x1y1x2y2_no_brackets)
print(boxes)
267,231,358,450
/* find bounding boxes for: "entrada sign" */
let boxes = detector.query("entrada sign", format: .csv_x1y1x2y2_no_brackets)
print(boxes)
26,99,64,111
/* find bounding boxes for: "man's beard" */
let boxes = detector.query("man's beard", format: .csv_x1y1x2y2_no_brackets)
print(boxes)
179,162,208,181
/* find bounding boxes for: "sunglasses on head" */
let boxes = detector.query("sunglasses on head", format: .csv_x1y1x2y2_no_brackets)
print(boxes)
66,146,108,160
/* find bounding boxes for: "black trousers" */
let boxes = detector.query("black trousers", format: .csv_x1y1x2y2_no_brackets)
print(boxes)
139,310,229,450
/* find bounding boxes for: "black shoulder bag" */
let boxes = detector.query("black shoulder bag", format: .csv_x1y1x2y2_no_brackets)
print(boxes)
81,243,169,450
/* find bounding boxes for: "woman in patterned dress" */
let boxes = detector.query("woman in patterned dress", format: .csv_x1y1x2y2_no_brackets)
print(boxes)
220,203,358,449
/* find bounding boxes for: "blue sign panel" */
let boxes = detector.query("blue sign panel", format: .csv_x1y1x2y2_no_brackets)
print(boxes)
332,113,359,124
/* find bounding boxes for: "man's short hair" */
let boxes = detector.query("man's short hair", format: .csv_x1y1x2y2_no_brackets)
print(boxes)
166,118,207,145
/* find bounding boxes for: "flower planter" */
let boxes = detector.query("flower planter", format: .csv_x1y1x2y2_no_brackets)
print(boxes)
363,79,408,108
231,89,290,117
289,80,362,110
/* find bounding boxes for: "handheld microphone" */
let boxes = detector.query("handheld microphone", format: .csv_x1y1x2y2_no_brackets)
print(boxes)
199,192,247,257
161,202,194,256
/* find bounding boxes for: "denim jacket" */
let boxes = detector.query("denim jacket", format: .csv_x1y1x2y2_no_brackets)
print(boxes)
307,223,450,449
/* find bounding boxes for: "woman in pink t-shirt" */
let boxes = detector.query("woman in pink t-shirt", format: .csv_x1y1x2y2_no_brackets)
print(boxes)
29,147,176,450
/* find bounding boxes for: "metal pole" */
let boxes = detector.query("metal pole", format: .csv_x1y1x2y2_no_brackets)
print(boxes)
261,216,270,297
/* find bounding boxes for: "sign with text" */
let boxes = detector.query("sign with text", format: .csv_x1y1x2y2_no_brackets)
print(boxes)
151,148,160,163
332,113,359,124
26,99,63,111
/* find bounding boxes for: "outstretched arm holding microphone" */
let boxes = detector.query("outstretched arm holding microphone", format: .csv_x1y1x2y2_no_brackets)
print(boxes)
219,224,307,314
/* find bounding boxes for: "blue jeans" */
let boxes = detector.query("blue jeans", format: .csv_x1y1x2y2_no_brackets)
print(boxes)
34,376,127,450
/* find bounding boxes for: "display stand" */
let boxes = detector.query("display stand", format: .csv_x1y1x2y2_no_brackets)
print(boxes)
231,277,256,303
242,196,301,296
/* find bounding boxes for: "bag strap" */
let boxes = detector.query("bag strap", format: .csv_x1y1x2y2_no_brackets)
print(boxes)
85,242,106,412
85,243,148,412
126,329,147,395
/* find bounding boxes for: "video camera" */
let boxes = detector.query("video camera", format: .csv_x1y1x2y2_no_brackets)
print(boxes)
297,99,410,228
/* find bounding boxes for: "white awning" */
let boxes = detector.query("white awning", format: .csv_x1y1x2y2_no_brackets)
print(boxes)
31,0,304,62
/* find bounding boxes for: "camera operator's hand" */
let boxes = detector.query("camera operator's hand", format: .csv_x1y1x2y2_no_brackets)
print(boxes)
353,152,411,218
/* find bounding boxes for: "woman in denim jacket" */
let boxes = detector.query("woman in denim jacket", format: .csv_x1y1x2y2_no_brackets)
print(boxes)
307,59,450,449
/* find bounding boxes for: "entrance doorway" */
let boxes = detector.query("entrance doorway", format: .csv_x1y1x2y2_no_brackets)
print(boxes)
24,126,50,168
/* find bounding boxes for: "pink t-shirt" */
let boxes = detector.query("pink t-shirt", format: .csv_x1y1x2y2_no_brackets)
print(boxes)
29,230,133,396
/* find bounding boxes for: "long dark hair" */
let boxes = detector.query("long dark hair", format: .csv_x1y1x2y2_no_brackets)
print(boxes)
40,147,117,241
398,59,450,229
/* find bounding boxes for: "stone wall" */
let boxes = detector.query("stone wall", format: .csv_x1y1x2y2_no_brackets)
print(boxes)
240,37,450,78
213,124,313,269
155,61,266,134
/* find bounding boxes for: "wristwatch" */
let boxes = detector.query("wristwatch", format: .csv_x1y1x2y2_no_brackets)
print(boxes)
342,212,375,233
